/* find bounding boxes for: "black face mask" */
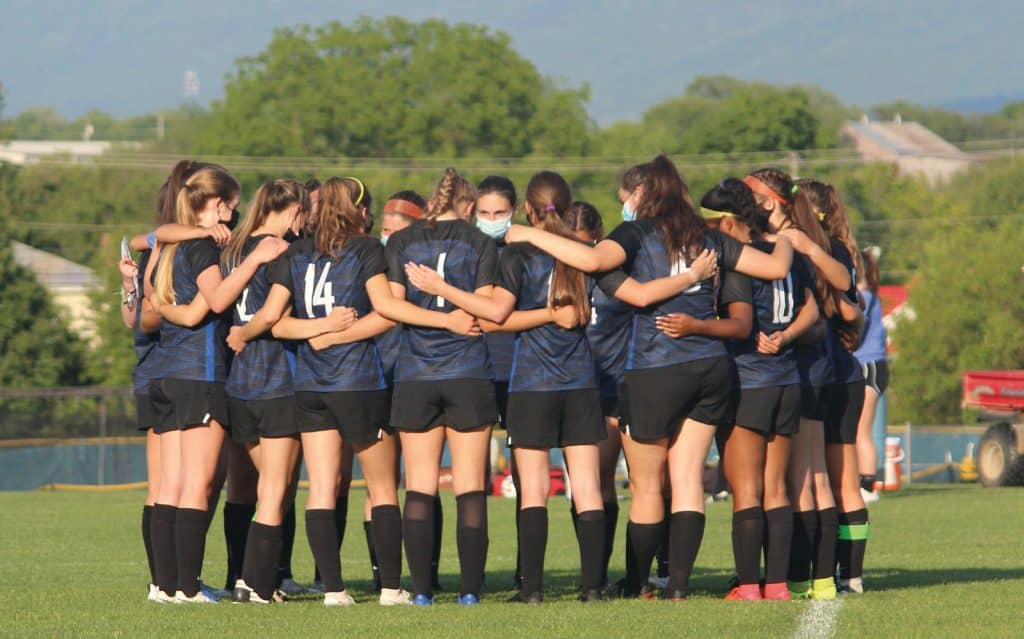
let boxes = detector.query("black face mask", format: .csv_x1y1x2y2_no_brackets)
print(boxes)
225,208,240,231
283,228,300,243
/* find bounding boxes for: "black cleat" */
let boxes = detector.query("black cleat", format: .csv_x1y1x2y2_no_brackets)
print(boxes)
508,590,542,604
578,588,605,603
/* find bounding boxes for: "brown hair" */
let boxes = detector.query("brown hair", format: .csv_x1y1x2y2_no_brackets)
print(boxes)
563,201,605,242
797,178,864,281
635,155,706,263
525,171,590,323
314,177,365,257
749,167,839,317
222,179,307,270
155,160,207,223
860,248,879,293
153,165,240,305
427,167,476,225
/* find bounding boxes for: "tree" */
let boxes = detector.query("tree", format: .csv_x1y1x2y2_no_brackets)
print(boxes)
201,17,593,158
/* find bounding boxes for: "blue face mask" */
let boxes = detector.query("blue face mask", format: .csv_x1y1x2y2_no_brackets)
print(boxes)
621,202,637,222
380,234,389,246
476,216,512,239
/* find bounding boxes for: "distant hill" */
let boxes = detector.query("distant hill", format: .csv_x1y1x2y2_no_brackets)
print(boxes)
1,0,1022,124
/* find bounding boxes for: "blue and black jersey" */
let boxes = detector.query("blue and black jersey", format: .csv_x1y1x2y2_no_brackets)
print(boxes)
603,220,744,371
385,218,497,383
827,239,865,384
497,243,598,393
795,254,833,388
587,269,632,398
132,250,162,394
730,241,808,389
225,234,294,401
485,241,516,383
155,238,230,382
268,236,388,393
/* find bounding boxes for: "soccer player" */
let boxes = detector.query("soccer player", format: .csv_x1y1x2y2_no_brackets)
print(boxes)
505,155,794,600
853,248,888,504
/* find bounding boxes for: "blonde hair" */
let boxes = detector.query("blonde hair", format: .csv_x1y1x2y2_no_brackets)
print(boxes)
153,166,239,305
314,177,365,257
426,167,476,224
221,179,307,270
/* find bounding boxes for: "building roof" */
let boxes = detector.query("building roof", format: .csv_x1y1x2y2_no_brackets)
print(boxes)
11,241,98,289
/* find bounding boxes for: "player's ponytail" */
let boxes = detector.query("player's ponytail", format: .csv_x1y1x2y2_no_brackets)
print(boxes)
525,171,590,325
315,177,365,258
800,179,863,281
427,167,475,227
222,180,307,270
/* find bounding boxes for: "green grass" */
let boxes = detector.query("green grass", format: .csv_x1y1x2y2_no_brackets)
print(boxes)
2,485,1022,638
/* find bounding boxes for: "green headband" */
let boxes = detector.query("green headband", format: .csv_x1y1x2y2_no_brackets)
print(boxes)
700,206,738,220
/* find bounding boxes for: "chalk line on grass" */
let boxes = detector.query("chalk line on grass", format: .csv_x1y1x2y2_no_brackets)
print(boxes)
793,600,841,639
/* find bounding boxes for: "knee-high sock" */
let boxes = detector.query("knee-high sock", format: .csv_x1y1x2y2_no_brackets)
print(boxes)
813,507,838,580
371,505,402,590
789,510,818,583
403,491,435,596
602,501,619,586
624,520,663,592
142,505,156,584
517,507,548,596
334,495,349,554
306,509,343,593
576,510,606,592
656,496,671,578
456,491,488,596
241,522,282,601
151,504,177,596
764,506,793,584
277,503,296,583
667,511,706,596
223,502,255,590
731,507,764,586
432,494,444,585
837,508,869,580
175,507,209,597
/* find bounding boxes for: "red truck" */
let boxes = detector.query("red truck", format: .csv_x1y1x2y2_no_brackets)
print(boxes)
962,370,1024,486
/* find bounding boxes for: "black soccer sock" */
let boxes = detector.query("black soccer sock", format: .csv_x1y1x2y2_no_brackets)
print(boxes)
306,509,343,592
575,509,606,592
602,501,619,586
731,507,764,586
813,507,839,580
363,520,378,575
518,507,548,596
569,502,580,535
334,495,349,554
789,510,818,583
223,502,255,590
142,505,156,584
667,511,706,596
837,508,869,580
432,493,444,586
859,474,876,493
175,507,209,597
456,491,488,596
513,470,522,585
656,497,671,578
151,504,178,595
624,520,663,592
764,506,793,584
241,522,282,601
403,491,436,596
371,505,403,590
277,503,296,583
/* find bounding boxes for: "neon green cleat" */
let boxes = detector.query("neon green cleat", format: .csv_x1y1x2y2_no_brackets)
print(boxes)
787,580,813,600
811,577,837,600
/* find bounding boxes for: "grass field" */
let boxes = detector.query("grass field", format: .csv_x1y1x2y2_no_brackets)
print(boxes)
3,484,1022,638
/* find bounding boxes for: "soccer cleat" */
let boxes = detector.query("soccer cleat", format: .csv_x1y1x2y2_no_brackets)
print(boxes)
278,578,310,596
837,577,864,594
860,488,880,504
508,590,542,604
811,577,837,601
457,593,480,606
152,588,179,604
661,589,686,602
308,579,325,594
199,581,230,600
578,588,604,603
787,580,813,600
232,580,271,604
379,588,413,606
411,593,435,606
324,590,356,606
648,575,669,589
175,589,220,604
147,584,160,602
725,584,763,601
272,589,288,603
762,582,791,601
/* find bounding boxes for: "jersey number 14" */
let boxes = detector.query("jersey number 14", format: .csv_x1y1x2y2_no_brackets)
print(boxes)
304,262,335,316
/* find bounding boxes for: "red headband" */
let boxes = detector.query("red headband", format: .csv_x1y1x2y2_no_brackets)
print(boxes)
744,176,789,205
383,199,424,220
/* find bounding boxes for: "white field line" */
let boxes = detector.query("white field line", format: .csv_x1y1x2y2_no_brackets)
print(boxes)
793,600,842,639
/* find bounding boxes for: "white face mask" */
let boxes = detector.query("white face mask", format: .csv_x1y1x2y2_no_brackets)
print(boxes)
476,216,512,239
380,233,389,246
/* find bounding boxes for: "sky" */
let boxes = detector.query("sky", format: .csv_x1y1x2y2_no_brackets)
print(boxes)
1,0,1022,125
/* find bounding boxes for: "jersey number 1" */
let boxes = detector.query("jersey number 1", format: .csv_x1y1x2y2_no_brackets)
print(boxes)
434,252,447,308
304,262,335,317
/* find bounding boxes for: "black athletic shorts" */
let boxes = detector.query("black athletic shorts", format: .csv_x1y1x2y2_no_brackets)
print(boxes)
229,396,298,444
390,379,498,433
619,356,737,442
150,379,229,434
506,389,607,449
800,384,828,421
861,360,889,395
734,384,801,436
494,381,510,430
296,390,392,445
823,381,866,445
599,375,620,419
135,392,159,432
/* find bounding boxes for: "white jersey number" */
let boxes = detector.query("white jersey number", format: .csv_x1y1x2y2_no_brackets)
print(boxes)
434,252,447,308
772,273,794,324
303,262,335,317
670,256,704,294
236,287,254,323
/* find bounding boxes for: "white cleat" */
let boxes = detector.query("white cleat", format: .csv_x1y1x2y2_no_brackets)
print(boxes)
152,587,179,604
324,590,356,607
278,578,311,596
861,488,880,504
232,579,272,604
175,589,220,604
147,584,160,602
379,588,412,606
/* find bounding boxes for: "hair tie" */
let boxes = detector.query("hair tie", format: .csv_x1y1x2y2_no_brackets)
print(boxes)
543,203,557,212
791,184,800,194
816,210,826,221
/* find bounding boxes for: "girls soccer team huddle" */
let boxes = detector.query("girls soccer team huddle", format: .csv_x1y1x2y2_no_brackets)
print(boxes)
119,153,874,608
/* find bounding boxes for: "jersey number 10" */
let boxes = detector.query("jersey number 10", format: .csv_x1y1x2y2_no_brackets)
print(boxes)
304,262,335,317
772,274,794,324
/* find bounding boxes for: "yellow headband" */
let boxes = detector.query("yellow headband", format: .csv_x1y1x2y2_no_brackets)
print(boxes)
700,206,738,220
344,176,365,206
